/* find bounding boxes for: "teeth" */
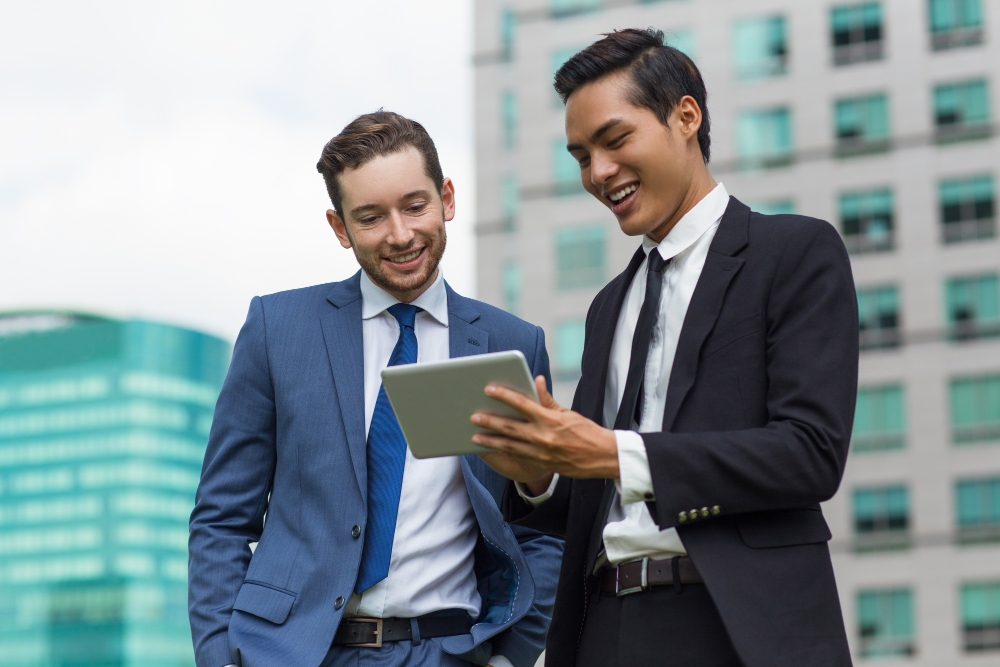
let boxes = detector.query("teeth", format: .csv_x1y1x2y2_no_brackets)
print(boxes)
609,184,637,202
388,250,421,264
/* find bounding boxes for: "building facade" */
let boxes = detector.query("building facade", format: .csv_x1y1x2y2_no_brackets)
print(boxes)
0,312,230,666
474,0,1000,661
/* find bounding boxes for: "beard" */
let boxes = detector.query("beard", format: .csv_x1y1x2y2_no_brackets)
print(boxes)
354,224,447,297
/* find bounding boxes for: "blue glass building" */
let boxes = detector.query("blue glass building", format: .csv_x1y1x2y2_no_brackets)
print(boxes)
0,311,230,666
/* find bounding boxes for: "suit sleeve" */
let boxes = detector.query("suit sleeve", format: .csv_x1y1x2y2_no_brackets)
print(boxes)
188,297,277,667
643,221,859,528
490,325,564,667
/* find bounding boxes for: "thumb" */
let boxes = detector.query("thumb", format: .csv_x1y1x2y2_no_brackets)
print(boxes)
535,375,561,410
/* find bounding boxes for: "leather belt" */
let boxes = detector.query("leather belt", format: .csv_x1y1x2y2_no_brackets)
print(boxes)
600,556,702,596
333,611,473,648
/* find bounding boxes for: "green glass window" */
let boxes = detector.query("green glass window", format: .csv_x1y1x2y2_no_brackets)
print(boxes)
550,0,601,18
736,108,793,167
500,7,516,54
857,285,900,349
750,199,796,215
552,139,583,195
555,319,586,376
951,375,1000,443
503,261,521,316
945,274,1000,340
929,0,983,49
853,385,906,451
501,90,517,150
502,175,519,230
858,589,915,657
831,3,884,64
940,174,995,243
956,478,1000,531
556,226,606,290
835,93,890,149
854,485,909,533
840,188,893,253
665,29,696,61
734,16,787,80
935,80,991,136
961,582,1000,651
551,46,581,107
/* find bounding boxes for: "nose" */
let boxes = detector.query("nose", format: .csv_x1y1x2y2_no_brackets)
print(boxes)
384,209,415,247
590,152,617,191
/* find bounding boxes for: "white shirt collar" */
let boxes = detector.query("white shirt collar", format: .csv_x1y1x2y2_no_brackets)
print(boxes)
359,269,449,327
642,182,729,260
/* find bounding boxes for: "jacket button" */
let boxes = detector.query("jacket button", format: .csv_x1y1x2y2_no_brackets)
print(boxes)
335,596,345,610
352,524,361,539
678,511,688,522
689,509,699,520
712,505,721,515
700,507,710,518
644,492,654,501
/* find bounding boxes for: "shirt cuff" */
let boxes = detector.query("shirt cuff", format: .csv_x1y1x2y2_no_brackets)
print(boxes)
514,473,560,507
488,655,514,667
614,430,655,505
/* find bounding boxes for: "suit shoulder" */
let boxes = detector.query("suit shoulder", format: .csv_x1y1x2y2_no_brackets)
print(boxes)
747,212,846,255
253,281,342,324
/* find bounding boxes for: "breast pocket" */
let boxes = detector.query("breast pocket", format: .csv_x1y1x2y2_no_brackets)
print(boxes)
701,312,764,360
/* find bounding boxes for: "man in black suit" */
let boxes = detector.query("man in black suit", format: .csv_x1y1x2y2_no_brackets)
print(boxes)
472,29,859,667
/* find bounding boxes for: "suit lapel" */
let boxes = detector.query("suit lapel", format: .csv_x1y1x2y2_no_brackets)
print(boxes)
320,272,367,499
661,197,750,432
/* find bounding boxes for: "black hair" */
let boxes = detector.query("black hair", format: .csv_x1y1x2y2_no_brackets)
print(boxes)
554,28,711,162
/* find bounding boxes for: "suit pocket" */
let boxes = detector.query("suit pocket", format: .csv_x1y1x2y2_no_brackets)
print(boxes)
736,508,832,549
233,581,296,624
701,312,763,360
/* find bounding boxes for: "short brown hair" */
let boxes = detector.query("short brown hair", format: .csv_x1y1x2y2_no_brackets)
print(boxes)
316,110,444,218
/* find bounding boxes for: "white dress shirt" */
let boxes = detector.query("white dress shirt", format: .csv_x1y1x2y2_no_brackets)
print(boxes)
522,183,730,568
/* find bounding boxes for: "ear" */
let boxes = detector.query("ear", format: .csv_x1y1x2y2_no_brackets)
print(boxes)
440,177,456,223
326,209,353,249
674,95,703,142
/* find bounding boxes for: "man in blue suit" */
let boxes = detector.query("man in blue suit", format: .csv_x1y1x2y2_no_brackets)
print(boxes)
189,110,563,667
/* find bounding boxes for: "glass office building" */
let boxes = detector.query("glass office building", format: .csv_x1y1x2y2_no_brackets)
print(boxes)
0,311,230,666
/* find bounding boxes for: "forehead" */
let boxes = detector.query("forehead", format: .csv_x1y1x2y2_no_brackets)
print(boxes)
564,73,640,142
337,146,433,206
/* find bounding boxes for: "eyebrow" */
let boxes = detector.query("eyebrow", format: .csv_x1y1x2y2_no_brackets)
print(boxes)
350,189,433,217
566,118,626,152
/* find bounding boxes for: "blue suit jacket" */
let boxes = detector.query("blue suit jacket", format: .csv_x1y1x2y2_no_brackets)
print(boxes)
189,273,563,667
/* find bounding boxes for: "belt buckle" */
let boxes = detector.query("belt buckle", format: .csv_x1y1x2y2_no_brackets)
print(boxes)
344,617,383,648
615,557,649,597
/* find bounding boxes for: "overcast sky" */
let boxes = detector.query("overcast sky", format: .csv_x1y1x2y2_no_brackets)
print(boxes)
0,0,475,342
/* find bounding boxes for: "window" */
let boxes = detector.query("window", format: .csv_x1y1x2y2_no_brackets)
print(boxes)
956,477,1000,542
556,226,606,289
840,188,893,253
854,486,909,549
941,174,995,243
858,589,916,657
552,139,583,195
951,375,1000,443
962,582,1000,651
945,274,1000,340
503,262,521,316
736,108,793,168
935,80,991,140
857,285,900,349
854,385,906,451
501,90,517,150
665,28,696,61
555,319,586,379
750,199,796,215
502,175,519,230
835,93,890,153
733,16,787,80
551,47,581,107
831,3,884,64
500,7,516,57
929,0,983,49
550,0,601,18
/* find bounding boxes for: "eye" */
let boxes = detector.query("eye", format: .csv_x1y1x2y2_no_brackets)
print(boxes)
359,215,379,225
407,201,427,213
608,134,627,148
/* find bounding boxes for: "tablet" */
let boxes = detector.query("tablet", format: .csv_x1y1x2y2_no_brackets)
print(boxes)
381,350,540,459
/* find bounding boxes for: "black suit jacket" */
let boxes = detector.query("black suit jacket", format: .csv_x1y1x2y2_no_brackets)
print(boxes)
505,197,859,667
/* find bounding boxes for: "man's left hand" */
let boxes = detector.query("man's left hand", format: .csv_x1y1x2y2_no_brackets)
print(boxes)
472,376,620,480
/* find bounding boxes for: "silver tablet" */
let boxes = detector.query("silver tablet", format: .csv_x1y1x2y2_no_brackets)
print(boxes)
381,350,540,459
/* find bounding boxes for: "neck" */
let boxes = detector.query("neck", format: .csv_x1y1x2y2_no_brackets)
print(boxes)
646,164,718,243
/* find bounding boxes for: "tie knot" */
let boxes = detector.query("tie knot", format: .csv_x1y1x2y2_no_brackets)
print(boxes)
387,303,421,329
647,248,668,273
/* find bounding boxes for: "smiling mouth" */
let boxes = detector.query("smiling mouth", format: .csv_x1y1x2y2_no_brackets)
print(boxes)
607,183,638,210
386,248,423,264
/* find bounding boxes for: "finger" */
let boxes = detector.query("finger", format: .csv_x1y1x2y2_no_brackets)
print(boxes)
472,430,543,456
534,375,562,410
471,411,535,442
485,383,546,419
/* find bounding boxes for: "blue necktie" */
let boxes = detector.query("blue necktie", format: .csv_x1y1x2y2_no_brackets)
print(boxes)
355,303,421,593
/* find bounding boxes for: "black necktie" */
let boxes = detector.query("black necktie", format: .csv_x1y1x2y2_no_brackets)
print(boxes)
613,248,668,430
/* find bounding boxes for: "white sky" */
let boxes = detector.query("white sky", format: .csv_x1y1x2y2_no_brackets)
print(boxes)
0,0,475,342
